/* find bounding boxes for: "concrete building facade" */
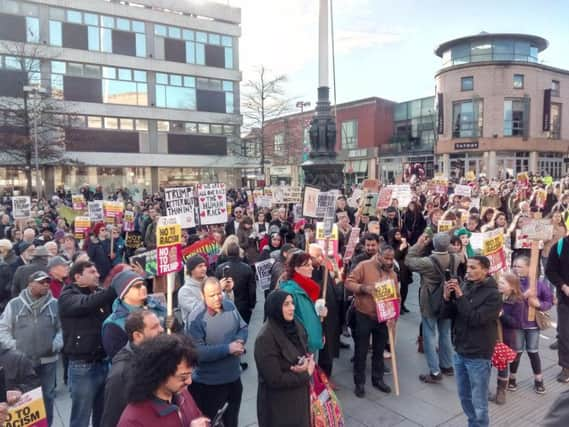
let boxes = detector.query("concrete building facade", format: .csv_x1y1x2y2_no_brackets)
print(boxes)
435,33,569,179
0,0,251,196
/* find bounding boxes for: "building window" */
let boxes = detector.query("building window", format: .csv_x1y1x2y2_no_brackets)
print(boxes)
461,76,473,91
513,74,524,89
552,80,560,97
273,133,285,154
504,99,527,137
341,120,358,149
551,103,561,139
155,72,196,110
453,100,483,138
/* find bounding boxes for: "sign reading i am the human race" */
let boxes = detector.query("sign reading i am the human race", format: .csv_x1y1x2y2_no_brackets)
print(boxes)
12,196,31,219
164,187,196,229
197,183,228,225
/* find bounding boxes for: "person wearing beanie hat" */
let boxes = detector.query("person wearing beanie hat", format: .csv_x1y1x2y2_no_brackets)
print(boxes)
454,228,475,258
178,255,208,320
102,270,166,359
405,232,462,384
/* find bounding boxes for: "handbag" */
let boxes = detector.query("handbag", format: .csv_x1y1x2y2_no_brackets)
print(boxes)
491,321,517,371
535,309,552,330
310,366,344,427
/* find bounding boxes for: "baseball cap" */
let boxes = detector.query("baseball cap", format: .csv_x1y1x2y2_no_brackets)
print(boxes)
29,271,50,283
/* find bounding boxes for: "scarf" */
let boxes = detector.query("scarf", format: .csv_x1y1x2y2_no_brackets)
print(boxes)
266,290,305,353
292,272,320,303
22,288,51,313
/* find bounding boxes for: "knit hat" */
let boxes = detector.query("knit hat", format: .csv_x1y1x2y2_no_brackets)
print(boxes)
423,226,434,239
18,241,33,255
432,232,451,252
91,222,106,236
186,255,207,273
47,256,70,270
34,245,50,258
111,270,145,299
54,230,65,240
454,227,472,238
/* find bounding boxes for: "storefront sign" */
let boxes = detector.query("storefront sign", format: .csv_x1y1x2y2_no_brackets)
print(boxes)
454,142,479,150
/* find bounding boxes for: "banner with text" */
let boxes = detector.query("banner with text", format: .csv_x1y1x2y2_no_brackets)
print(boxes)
197,183,227,225
164,187,196,229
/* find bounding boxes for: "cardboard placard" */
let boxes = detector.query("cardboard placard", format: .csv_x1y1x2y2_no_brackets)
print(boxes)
164,187,196,229
88,201,104,222
271,186,302,205
343,227,361,260
12,196,31,219
373,279,400,323
302,186,320,218
74,216,91,240
156,216,182,247
521,219,553,241
362,179,380,192
482,229,507,274
315,192,336,218
197,183,227,225
388,185,413,208
72,194,86,211
438,220,454,233
377,188,393,210
156,244,182,276
123,210,135,232
515,230,545,250
255,258,275,290
454,184,472,198
125,232,142,249
5,387,47,427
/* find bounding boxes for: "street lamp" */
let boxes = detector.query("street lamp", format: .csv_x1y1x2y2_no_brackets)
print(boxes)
23,85,46,198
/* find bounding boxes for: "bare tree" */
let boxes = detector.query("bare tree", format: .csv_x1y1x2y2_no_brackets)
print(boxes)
241,66,292,175
0,42,74,195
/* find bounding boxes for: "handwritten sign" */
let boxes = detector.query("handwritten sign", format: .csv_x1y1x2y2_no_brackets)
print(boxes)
315,192,336,218
123,210,135,232
522,219,553,241
454,184,472,198
388,185,413,208
88,201,104,222
197,183,227,225
302,186,320,218
373,279,400,323
5,387,47,427
271,186,302,205
377,188,393,210
343,227,361,260
438,220,454,233
12,196,31,219
74,216,91,240
164,187,196,229
72,194,85,211
254,258,275,290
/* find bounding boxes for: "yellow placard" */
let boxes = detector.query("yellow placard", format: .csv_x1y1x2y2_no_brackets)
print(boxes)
6,387,47,427
316,222,338,240
482,232,504,255
373,279,397,302
157,223,182,247
438,220,454,233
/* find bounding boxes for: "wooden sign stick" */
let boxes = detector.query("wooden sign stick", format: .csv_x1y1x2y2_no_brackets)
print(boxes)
388,323,400,396
528,240,539,322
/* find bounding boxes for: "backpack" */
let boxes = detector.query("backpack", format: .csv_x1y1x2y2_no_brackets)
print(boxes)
427,255,456,318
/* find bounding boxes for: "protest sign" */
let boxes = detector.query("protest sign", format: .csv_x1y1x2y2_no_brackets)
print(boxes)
343,227,361,261
155,216,182,277
255,258,275,290
373,279,400,323
123,210,135,232
348,188,363,209
388,185,412,208
470,197,480,210
454,184,472,198
125,232,142,249
5,387,47,427
514,230,545,250
438,220,454,233
156,244,182,276
377,188,393,210
130,249,157,277
316,222,338,241
156,216,182,247
362,179,380,192
12,196,31,219
430,177,448,195
302,186,320,218
103,201,123,222
72,194,85,211
315,192,336,218
521,219,553,241
74,216,91,240
88,201,104,222
197,183,227,225
470,232,484,252
255,196,272,209
482,229,507,274
362,193,379,216
534,189,547,209
181,237,220,266
164,187,196,229
271,186,302,205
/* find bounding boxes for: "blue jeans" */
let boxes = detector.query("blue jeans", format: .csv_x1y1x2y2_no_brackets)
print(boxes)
453,353,492,427
37,362,57,427
422,315,453,374
68,360,108,427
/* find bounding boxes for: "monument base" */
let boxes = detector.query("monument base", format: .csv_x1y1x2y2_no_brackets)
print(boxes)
302,161,344,193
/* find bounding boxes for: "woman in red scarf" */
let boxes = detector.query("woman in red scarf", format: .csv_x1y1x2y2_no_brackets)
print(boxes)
279,252,327,354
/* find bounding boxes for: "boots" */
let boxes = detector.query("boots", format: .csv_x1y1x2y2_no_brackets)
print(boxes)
494,379,507,405
417,336,424,353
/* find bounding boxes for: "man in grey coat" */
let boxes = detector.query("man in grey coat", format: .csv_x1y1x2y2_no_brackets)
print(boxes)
406,232,459,384
178,255,208,322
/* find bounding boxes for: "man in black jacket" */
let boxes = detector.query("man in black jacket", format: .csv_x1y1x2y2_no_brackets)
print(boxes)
101,310,164,427
59,260,117,427
545,235,569,383
441,256,501,427
0,343,39,392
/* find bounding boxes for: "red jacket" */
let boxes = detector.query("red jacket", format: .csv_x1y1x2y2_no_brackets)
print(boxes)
118,388,202,427
49,277,65,299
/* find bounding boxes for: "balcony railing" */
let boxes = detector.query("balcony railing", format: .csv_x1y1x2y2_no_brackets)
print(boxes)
381,137,434,155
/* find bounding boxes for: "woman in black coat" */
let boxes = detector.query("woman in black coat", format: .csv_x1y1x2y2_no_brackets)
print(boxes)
388,228,413,313
254,290,313,427
401,201,426,245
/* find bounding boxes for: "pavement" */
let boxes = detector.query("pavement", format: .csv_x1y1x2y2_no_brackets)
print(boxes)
51,282,566,427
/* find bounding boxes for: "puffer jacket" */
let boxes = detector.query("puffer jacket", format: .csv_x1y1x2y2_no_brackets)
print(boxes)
0,290,61,367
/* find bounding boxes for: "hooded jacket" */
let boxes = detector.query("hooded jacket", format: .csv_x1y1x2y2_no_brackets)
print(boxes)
440,275,502,359
0,345,39,392
178,276,204,322
0,289,62,366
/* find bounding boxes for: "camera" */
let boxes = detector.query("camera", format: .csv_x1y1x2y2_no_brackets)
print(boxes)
445,269,456,299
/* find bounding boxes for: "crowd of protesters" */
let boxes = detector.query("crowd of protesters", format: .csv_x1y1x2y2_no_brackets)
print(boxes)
0,170,568,427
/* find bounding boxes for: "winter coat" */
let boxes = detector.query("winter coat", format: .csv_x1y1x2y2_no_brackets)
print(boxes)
178,276,204,322
440,276,502,359
58,283,116,361
118,388,203,427
254,319,311,427
500,298,524,349
101,343,138,427
280,279,323,354
215,257,256,323
0,290,62,367
87,238,112,281
519,277,554,329
405,242,460,317
312,266,341,360
0,346,39,392
546,235,569,307
401,211,427,245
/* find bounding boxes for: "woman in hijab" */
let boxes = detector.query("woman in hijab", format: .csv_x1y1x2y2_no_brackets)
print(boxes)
254,290,313,427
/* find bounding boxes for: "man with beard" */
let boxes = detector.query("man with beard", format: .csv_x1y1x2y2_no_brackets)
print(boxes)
350,233,380,272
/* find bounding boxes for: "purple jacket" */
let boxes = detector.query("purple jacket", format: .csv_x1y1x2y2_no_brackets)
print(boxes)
500,298,524,348
519,277,554,329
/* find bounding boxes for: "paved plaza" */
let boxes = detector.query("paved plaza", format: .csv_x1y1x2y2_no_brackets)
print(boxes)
50,286,563,427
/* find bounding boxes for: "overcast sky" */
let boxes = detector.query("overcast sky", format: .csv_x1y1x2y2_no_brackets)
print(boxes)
227,0,569,107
